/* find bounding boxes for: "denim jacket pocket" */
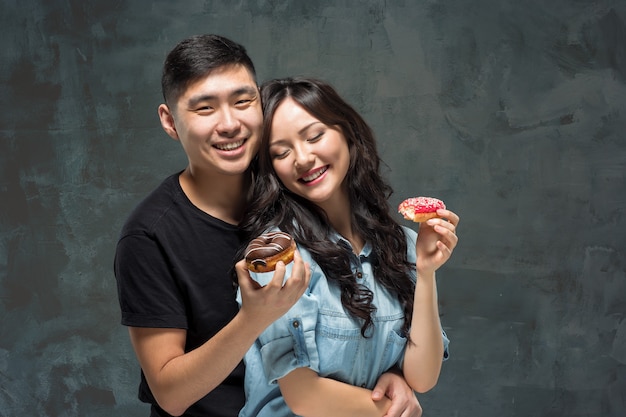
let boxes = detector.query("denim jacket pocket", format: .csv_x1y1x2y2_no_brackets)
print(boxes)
315,321,362,380
378,329,408,375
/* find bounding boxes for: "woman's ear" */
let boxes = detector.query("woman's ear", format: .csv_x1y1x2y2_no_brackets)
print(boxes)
158,103,179,140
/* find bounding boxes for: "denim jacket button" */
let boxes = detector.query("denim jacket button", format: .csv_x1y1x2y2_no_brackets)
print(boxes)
292,320,300,328
356,272,363,278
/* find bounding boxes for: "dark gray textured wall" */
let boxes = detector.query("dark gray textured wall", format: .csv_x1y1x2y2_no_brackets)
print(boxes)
1,1,625,416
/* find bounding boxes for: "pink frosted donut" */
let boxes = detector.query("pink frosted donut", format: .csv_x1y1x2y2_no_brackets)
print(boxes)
398,197,446,223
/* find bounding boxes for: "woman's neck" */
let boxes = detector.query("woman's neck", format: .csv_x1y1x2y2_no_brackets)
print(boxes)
321,192,364,255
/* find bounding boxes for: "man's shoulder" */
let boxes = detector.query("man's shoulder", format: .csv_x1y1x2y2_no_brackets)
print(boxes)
119,173,182,236
119,172,240,241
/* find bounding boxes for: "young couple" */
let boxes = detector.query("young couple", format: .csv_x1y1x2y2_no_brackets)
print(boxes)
114,34,459,417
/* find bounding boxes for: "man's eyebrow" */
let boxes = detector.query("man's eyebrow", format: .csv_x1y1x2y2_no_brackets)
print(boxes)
186,94,214,108
234,86,258,96
186,86,258,108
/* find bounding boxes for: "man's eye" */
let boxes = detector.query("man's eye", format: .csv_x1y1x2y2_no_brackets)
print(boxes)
236,97,255,107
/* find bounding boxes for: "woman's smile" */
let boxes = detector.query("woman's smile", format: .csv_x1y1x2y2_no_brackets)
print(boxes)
299,166,328,184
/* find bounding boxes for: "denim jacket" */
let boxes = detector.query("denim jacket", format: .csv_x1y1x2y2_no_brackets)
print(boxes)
238,226,449,417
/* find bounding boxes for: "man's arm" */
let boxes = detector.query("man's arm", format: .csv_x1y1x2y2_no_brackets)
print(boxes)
372,369,422,417
129,255,310,416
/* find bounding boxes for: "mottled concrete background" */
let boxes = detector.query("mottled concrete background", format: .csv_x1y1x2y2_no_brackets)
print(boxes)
1,0,625,416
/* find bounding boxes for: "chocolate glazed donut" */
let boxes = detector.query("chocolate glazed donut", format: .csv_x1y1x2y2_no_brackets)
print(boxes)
245,231,296,273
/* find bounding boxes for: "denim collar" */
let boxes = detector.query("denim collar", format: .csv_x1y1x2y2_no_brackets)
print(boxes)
328,230,373,258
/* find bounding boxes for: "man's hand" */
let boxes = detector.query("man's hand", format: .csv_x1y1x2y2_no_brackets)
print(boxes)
372,370,422,417
236,250,310,328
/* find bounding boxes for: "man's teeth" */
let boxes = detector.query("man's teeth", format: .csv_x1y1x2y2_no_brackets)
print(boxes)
302,167,327,182
215,140,244,151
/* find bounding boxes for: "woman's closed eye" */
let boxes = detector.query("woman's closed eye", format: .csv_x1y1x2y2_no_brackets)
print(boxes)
307,131,324,143
271,148,290,160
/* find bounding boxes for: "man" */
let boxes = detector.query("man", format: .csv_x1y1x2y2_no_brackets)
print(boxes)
114,34,422,417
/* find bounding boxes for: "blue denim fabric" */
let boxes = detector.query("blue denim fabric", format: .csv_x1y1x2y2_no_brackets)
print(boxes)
238,226,449,417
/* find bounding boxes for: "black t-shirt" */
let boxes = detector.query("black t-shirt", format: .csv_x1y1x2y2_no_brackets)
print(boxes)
114,173,245,417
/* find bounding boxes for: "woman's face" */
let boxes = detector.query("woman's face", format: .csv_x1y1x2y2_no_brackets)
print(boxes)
268,97,351,212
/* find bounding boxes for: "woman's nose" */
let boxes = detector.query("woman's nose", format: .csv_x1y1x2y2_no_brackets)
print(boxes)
293,146,313,169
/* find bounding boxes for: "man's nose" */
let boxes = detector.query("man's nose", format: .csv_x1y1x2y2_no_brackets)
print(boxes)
216,107,241,135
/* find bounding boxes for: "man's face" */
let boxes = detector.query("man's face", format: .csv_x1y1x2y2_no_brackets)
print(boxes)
162,64,262,177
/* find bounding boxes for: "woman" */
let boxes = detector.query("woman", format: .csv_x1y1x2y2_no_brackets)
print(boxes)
235,77,459,417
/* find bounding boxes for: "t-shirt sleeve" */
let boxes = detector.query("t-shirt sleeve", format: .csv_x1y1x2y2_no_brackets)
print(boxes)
114,233,188,329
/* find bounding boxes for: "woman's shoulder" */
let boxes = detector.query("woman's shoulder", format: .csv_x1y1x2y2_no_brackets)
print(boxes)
400,225,418,241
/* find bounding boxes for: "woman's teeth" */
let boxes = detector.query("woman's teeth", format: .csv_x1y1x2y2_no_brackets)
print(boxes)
301,167,327,182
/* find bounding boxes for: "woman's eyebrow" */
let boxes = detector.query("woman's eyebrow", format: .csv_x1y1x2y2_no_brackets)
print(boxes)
269,138,289,147
298,121,321,135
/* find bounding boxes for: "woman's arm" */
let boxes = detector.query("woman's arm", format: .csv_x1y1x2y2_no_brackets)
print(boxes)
402,268,445,393
279,368,390,417
403,209,459,393
277,368,422,417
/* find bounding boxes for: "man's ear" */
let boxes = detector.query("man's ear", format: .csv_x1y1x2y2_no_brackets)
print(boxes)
158,103,179,140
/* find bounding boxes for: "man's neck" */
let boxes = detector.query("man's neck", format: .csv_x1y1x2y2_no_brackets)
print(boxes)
178,167,249,225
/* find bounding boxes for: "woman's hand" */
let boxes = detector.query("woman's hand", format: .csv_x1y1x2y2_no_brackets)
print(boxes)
415,209,459,276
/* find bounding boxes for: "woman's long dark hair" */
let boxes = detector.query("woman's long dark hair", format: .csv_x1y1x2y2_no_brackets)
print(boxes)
239,77,415,337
